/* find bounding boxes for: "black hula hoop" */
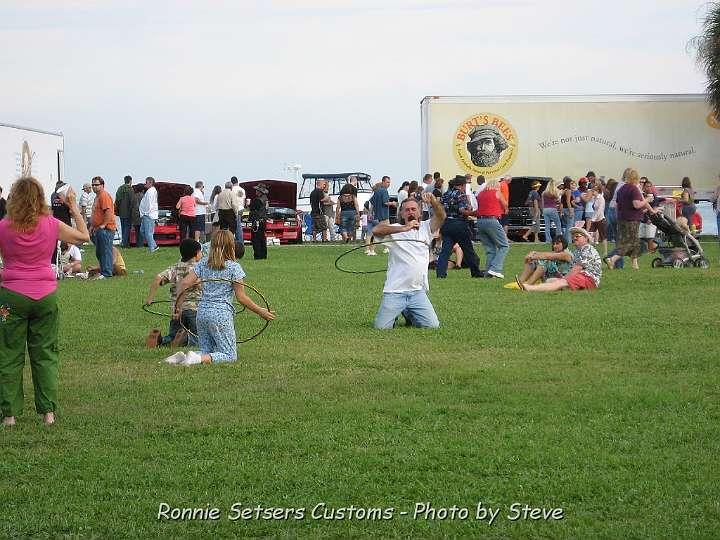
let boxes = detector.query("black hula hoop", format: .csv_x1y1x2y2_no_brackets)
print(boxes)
334,238,431,274
174,278,271,344
142,300,175,317
142,298,246,318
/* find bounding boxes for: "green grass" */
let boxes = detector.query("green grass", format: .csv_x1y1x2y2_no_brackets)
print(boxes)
2,240,720,538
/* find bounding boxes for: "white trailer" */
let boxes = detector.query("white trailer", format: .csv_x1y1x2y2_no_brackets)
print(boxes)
420,94,720,192
0,122,65,201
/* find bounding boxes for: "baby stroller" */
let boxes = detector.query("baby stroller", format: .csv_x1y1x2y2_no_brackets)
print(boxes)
647,212,708,269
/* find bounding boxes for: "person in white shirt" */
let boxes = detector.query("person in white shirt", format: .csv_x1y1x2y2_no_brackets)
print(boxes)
589,183,607,256
59,241,82,275
230,176,246,243
397,181,410,207
371,193,446,329
139,176,159,253
78,182,96,228
192,180,209,242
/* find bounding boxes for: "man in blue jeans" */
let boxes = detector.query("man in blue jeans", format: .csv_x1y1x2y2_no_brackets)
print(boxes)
89,176,117,278
138,177,159,253
436,175,484,278
372,194,445,329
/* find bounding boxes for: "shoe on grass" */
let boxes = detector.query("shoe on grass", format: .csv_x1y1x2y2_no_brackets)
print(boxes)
486,270,504,278
146,329,162,348
170,329,188,348
503,281,521,289
181,351,203,366
164,351,186,364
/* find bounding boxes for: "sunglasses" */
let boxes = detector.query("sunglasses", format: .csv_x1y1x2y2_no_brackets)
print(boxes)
91,183,102,186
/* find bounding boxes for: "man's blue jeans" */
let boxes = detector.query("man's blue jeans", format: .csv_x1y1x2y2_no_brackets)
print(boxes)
92,228,114,278
374,290,440,330
119,217,131,247
542,208,563,244
475,217,509,274
140,216,157,251
436,218,482,278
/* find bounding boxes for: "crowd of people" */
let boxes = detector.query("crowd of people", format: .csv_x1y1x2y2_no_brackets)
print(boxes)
0,168,717,425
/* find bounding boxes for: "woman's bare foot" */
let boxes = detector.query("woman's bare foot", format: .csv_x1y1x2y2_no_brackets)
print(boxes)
43,412,55,425
2,416,16,426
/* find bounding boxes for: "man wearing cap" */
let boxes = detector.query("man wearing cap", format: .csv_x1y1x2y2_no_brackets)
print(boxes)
78,182,95,228
371,193,445,329
436,175,483,278
466,125,509,168
518,227,601,292
249,183,269,259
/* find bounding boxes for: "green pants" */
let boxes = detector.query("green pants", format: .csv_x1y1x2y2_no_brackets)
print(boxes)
0,287,59,417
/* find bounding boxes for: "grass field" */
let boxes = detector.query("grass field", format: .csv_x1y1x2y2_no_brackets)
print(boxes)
2,239,720,538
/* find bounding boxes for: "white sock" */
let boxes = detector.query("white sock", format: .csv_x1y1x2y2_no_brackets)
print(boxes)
182,351,202,365
164,351,186,364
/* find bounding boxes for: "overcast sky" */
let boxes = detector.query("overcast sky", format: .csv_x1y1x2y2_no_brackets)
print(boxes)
0,0,711,194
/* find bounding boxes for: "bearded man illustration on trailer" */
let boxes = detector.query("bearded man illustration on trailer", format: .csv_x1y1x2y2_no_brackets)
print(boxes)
466,124,509,167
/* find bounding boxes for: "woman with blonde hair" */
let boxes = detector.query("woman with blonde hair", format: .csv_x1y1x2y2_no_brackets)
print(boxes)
541,180,563,245
605,168,657,270
0,177,89,426
167,230,275,366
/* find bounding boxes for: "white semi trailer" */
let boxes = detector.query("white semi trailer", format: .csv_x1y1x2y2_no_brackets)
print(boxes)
420,94,720,192
1,122,65,201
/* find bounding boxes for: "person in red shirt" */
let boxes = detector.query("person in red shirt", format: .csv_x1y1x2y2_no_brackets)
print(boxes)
475,177,510,278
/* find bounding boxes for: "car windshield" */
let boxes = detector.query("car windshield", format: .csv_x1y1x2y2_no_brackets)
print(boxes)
268,207,296,218
299,174,373,198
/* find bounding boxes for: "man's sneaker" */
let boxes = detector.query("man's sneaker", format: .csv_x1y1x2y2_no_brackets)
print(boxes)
164,351,186,365
76,272,89,279
181,351,202,366
150,247,160,253
171,329,188,348
366,251,377,256
486,270,504,279
146,329,162,348
93,274,105,280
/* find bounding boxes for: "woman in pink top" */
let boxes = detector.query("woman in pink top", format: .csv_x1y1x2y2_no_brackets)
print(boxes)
0,177,89,426
176,185,196,240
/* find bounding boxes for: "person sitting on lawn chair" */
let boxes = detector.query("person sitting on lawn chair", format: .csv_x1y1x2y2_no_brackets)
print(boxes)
517,227,601,292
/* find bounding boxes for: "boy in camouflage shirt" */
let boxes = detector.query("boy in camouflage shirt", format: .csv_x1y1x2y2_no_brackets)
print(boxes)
145,239,202,346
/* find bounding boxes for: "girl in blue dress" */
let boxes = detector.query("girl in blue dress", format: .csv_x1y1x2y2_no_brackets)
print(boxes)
166,230,275,365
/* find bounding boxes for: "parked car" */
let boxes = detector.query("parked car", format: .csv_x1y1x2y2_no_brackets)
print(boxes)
129,181,191,246
239,179,302,244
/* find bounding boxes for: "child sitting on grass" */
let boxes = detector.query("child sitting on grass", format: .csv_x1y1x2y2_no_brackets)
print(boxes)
144,238,202,347
165,230,274,366
59,241,82,276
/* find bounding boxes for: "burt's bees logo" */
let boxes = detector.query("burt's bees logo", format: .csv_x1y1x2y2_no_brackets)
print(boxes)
707,112,720,129
454,113,518,176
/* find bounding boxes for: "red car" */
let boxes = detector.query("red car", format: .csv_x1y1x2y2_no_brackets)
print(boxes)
129,181,192,246
239,179,302,244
